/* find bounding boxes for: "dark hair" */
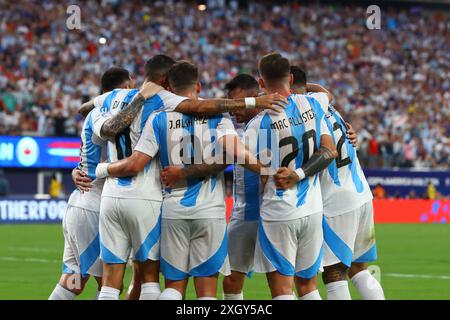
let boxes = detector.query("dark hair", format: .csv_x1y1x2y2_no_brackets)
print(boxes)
225,74,259,93
290,65,307,88
100,67,130,93
259,52,290,83
168,60,198,92
144,54,176,82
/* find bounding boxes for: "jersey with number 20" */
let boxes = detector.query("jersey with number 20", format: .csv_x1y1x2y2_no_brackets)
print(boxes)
245,92,331,221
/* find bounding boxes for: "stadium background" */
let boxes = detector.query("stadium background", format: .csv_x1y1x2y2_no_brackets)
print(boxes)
0,0,448,299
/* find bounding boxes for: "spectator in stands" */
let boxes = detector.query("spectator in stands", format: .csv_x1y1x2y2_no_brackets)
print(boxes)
373,183,387,199
0,1,448,168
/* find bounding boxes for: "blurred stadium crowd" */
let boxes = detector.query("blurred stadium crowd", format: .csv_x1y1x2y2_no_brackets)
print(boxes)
0,0,448,169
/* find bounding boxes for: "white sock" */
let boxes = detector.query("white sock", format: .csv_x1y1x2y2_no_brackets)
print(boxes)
139,282,161,300
158,288,183,300
299,290,322,300
273,294,296,300
223,292,244,300
48,284,77,300
198,297,217,300
98,286,120,300
325,281,352,300
351,270,385,300
94,290,101,300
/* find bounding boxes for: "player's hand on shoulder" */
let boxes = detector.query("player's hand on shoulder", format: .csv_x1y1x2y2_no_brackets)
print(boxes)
160,166,186,188
346,122,358,148
72,168,93,193
274,167,299,189
255,93,287,113
139,81,164,99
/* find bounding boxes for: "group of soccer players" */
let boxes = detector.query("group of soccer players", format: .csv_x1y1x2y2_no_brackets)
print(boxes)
48,52,385,300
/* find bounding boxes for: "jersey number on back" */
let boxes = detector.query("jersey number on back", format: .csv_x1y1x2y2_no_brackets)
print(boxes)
332,122,351,168
279,129,316,167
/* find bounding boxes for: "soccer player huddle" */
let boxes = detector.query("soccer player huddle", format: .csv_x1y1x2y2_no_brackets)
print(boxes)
48,52,385,301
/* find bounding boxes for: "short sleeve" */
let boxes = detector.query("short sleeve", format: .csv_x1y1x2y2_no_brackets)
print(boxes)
157,90,189,112
216,113,238,141
320,117,332,137
308,92,329,113
90,107,112,140
134,113,160,158
93,92,111,109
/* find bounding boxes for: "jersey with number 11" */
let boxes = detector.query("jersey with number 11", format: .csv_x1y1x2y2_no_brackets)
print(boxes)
91,88,187,201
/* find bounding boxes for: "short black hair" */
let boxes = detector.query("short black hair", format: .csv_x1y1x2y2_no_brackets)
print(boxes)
168,61,198,92
259,52,290,83
100,67,130,93
290,65,307,88
144,54,176,82
225,74,259,93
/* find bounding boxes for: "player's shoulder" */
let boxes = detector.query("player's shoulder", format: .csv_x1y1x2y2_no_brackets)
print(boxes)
245,110,271,131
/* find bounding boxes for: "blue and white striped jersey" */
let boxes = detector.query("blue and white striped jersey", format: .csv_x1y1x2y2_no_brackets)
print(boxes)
320,105,373,216
231,124,261,221
67,110,107,212
135,110,237,219
245,92,330,221
91,89,187,201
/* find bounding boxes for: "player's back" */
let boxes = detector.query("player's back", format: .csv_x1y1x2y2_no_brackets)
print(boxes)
67,110,107,212
232,123,261,221
246,93,329,221
320,105,373,216
93,88,166,201
149,110,236,219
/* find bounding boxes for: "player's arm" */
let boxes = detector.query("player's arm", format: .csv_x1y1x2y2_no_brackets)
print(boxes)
174,93,288,116
96,151,152,178
160,163,228,188
78,100,95,118
220,134,266,174
306,83,333,102
99,82,163,141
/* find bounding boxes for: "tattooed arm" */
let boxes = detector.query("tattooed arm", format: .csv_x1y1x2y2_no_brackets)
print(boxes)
99,82,163,141
274,134,338,189
174,93,288,116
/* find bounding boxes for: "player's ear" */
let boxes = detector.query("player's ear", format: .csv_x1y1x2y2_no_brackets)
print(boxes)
196,81,201,94
289,74,293,86
258,78,266,90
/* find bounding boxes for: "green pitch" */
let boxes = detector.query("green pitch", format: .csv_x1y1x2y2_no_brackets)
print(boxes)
0,223,449,300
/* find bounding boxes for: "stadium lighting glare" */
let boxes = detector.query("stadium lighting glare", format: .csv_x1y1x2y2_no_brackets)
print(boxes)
198,4,207,11
98,37,107,45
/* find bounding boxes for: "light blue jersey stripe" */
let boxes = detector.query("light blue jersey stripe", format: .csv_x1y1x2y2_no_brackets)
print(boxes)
84,113,102,180
180,114,203,207
287,98,309,207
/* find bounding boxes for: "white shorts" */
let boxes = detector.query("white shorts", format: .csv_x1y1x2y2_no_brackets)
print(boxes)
227,219,258,274
323,201,377,268
99,197,161,264
62,205,102,278
160,218,230,280
254,213,323,279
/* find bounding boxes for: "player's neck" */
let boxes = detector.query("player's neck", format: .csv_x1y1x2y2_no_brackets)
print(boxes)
266,87,291,98
174,89,198,100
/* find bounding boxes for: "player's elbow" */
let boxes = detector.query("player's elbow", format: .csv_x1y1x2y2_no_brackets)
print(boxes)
126,161,142,176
